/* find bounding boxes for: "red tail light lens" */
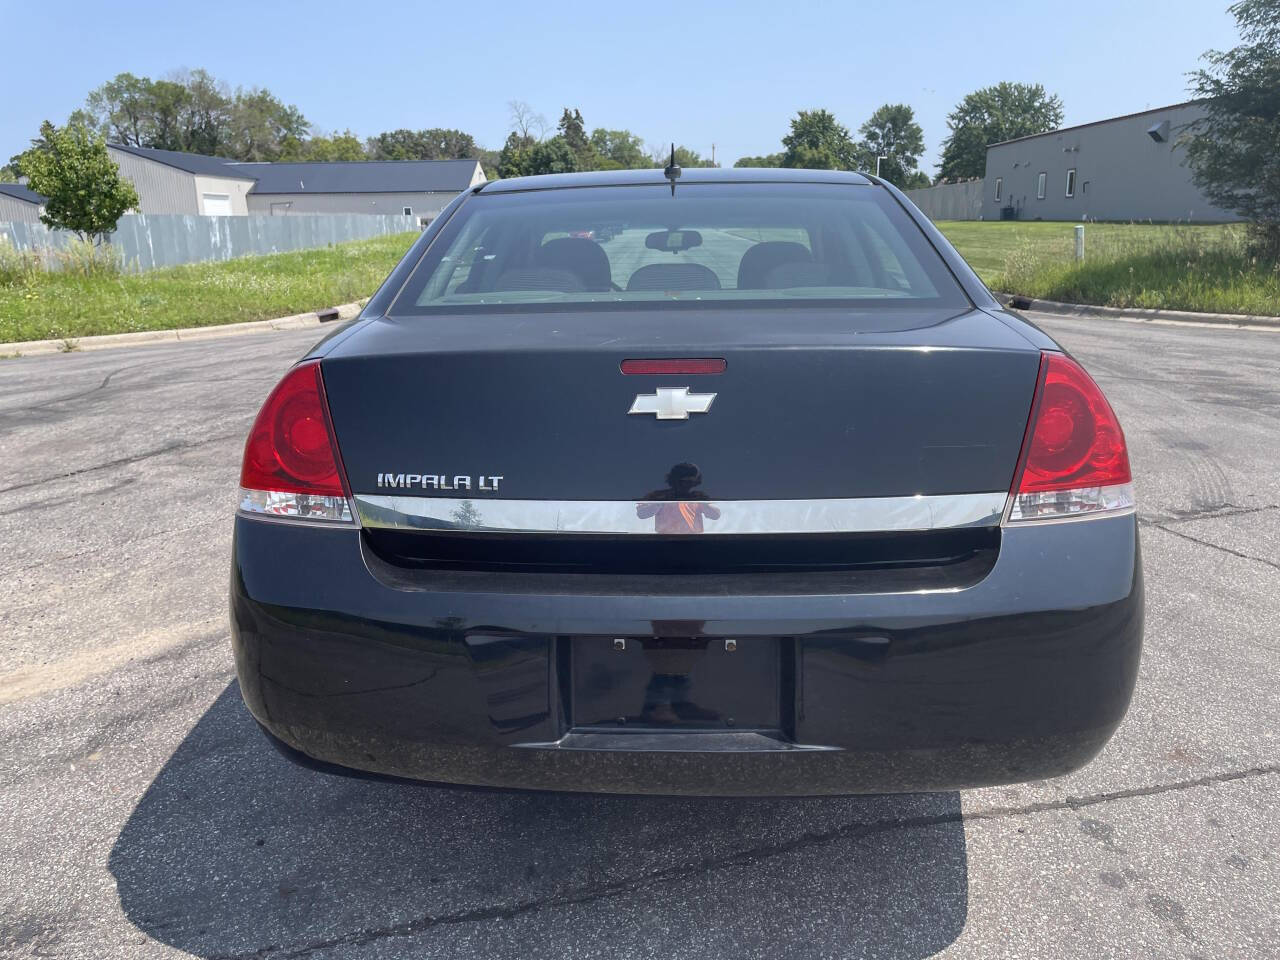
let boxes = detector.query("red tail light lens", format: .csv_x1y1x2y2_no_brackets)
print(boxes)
1008,352,1134,521
238,361,353,522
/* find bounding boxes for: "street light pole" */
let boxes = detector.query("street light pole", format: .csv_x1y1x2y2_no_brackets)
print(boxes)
876,155,888,177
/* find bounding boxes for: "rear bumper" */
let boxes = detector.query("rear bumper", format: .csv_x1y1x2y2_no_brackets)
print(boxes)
230,514,1143,796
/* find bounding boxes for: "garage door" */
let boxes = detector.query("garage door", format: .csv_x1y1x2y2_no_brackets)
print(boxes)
201,193,233,216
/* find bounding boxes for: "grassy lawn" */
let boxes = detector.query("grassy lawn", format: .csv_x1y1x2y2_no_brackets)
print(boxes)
0,232,419,344
935,221,1280,316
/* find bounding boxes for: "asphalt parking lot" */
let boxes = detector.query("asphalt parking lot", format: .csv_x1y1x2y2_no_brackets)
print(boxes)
1,311,1277,959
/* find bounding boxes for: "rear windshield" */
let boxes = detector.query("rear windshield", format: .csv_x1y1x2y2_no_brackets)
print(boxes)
390,182,969,314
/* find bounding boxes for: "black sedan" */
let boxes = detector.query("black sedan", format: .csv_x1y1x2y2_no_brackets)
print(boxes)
230,168,1141,796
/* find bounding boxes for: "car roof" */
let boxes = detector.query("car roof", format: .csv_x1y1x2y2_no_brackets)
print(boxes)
478,167,873,194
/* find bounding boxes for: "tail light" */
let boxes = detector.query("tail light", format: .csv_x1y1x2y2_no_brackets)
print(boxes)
1007,351,1134,522
238,360,354,523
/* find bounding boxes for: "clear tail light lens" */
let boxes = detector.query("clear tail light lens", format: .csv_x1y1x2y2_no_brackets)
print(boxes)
238,360,354,523
1007,352,1134,522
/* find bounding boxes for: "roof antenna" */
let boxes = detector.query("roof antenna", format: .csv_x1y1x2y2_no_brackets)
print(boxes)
663,143,681,197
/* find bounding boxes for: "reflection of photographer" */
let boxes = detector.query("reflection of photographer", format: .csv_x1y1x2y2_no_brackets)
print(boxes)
636,463,721,534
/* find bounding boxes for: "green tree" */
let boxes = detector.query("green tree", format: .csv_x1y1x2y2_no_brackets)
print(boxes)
938,82,1064,181
146,79,192,151
176,69,232,156
651,144,718,168
524,136,579,175
84,73,154,146
19,121,139,242
366,128,480,161
228,88,309,161
557,108,597,168
1185,0,1280,253
781,109,859,170
734,152,784,167
858,103,926,187
496,131,536,178
590,128,648,169
281,130,367,162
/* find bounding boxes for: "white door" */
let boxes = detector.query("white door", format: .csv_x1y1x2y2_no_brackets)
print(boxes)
201,193,233,216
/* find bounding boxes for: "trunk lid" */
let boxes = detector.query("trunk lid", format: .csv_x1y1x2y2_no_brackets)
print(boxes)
321,308,1041,502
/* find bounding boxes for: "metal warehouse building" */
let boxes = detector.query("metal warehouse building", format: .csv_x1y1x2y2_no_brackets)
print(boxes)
981,101,1239,223
104,145,485,222
108,145,258,216
239,159,486,219
0,182,46,223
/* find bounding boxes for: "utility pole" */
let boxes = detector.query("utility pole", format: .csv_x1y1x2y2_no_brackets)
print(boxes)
711,143,716,166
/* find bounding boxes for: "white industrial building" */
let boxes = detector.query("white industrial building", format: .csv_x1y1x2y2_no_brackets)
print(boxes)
0,182,46,223
104,145,486,222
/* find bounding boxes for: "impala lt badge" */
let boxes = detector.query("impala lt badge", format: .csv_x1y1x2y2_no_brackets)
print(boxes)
628,387,716,420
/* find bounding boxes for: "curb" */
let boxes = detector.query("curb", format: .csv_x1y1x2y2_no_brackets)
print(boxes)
995,293,1280,329
0,300,367,358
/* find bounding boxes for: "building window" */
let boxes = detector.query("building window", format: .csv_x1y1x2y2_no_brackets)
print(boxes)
1065,169,1076,198
994,178,1002,202
403,206,413,216
1036,172,1047,200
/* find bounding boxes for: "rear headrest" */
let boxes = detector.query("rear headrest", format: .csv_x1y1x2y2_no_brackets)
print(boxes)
737,241,811,289
533,237,611,291
626,263,722,292
765,261,834,289
493,268,585,293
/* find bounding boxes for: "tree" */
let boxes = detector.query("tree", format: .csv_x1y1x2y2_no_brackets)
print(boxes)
281,129,366,162
497,131,536,178
781,109,859,170
938,82,1064,181
177,69,232,156
650,144,718,168
507,100,547,141
590,128,648,169
366,128,480,161
557,108,597,168
85,73,154,146
1185,0,1280,253
146,79,192,151
19,121,139,242
228,88,309,161
858,103,925,187
524,136,579,176
734,152,784,168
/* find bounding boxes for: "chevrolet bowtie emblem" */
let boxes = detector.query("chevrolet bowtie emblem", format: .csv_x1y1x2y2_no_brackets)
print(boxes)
628,387,716,420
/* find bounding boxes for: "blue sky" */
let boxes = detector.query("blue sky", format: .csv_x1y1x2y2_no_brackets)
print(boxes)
1,0,1240,171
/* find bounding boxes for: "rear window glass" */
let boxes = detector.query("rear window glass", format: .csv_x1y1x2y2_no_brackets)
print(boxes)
390,182,968,314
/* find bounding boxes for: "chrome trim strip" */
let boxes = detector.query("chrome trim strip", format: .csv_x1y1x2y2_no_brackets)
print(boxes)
353,492,1007,536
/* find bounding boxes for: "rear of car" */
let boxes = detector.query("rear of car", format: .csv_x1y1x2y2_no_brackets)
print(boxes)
230,170,1142,796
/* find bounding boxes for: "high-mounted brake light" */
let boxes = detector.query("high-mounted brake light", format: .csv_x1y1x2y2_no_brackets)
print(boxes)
1007,352,1134,522
621,358,726,375
238,360,354,523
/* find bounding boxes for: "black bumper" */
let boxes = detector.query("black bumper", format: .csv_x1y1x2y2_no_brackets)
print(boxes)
230,514,1143,796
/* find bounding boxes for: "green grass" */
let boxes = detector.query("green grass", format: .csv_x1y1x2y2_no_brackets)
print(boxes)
935,221,1280,317
0,232,419,344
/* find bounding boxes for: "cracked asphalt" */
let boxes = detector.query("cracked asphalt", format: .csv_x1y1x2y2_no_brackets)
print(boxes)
1,311,1277,959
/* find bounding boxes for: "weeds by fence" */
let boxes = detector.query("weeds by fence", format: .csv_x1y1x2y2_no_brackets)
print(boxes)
937,221,1280,317
994,224,1280,316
